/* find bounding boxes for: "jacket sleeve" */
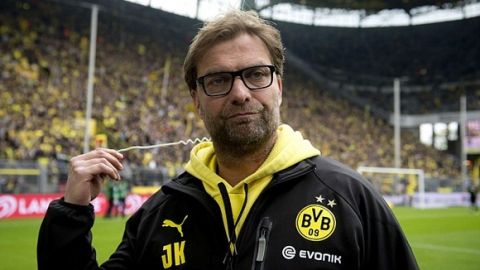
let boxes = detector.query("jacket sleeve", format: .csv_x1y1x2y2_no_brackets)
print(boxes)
359,187,419,270
363,207,419,269
314,157,419,269
37,198,137,270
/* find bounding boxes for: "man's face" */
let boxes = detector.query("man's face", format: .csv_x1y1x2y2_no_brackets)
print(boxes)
192,33,283,150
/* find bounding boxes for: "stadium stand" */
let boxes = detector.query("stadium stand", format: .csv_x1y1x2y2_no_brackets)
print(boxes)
276,17,480,115
0,0,466,193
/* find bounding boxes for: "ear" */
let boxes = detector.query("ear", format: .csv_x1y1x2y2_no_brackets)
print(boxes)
190,89,203,117
276,75,283,106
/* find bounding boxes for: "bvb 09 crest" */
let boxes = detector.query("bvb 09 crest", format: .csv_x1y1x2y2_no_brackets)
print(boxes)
295,204,336,241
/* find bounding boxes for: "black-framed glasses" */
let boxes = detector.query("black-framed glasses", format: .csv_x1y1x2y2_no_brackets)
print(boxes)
196,65,276,97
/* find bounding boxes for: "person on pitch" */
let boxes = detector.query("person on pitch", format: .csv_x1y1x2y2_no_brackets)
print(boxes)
38,9,418,270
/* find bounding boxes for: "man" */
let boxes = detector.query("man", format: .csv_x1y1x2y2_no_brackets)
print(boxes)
468,181,478,211
38,10,419,270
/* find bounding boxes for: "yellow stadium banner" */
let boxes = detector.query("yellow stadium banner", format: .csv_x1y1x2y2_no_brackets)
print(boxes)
0,168,40,175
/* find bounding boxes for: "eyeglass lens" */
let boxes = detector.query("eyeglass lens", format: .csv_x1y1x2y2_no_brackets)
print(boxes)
202,66,273,96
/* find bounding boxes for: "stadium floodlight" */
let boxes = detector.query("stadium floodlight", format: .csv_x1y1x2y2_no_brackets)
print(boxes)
357,166,425,209
393,78,401,169
83,4,99,153
460,95,468,184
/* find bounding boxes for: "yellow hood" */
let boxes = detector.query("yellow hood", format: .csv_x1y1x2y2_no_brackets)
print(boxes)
185,124,320,241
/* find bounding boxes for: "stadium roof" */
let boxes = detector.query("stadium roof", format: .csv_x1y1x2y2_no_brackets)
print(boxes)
251,0,474,14
122,0,479,27
239,0,480,26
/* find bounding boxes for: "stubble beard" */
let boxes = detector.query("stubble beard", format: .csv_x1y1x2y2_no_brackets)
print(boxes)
205,105,280,156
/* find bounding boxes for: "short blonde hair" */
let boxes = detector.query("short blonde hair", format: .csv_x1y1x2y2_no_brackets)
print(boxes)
183,10,285,91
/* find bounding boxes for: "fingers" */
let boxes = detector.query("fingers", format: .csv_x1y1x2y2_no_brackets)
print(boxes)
69,148,124,181
76,159,121,180
65,148,125,205
77,148,123,169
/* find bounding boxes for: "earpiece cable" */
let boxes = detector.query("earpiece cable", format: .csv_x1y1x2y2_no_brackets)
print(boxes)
117,137,210,153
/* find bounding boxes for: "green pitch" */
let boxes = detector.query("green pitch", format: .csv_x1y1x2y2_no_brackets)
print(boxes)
393,207,480,270
0,207,479,269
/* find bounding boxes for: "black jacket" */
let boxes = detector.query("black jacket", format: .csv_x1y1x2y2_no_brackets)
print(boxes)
38,156,419,269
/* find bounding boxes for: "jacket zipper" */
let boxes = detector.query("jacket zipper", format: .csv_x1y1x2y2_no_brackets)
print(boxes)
240,161,315,239
253,217,272,270
165,159,316,268
237,161,316,267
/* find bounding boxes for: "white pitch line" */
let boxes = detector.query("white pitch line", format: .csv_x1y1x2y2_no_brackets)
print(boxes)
412,243,480,255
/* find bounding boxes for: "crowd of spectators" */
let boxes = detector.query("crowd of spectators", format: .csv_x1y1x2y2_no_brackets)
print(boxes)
0,0,462,191
282,70,460,181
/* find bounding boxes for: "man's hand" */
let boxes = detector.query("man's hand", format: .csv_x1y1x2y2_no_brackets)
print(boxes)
64,148,124,206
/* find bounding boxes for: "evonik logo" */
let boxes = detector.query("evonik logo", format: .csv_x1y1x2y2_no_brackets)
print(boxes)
281,245,342,265
282,246,296,260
